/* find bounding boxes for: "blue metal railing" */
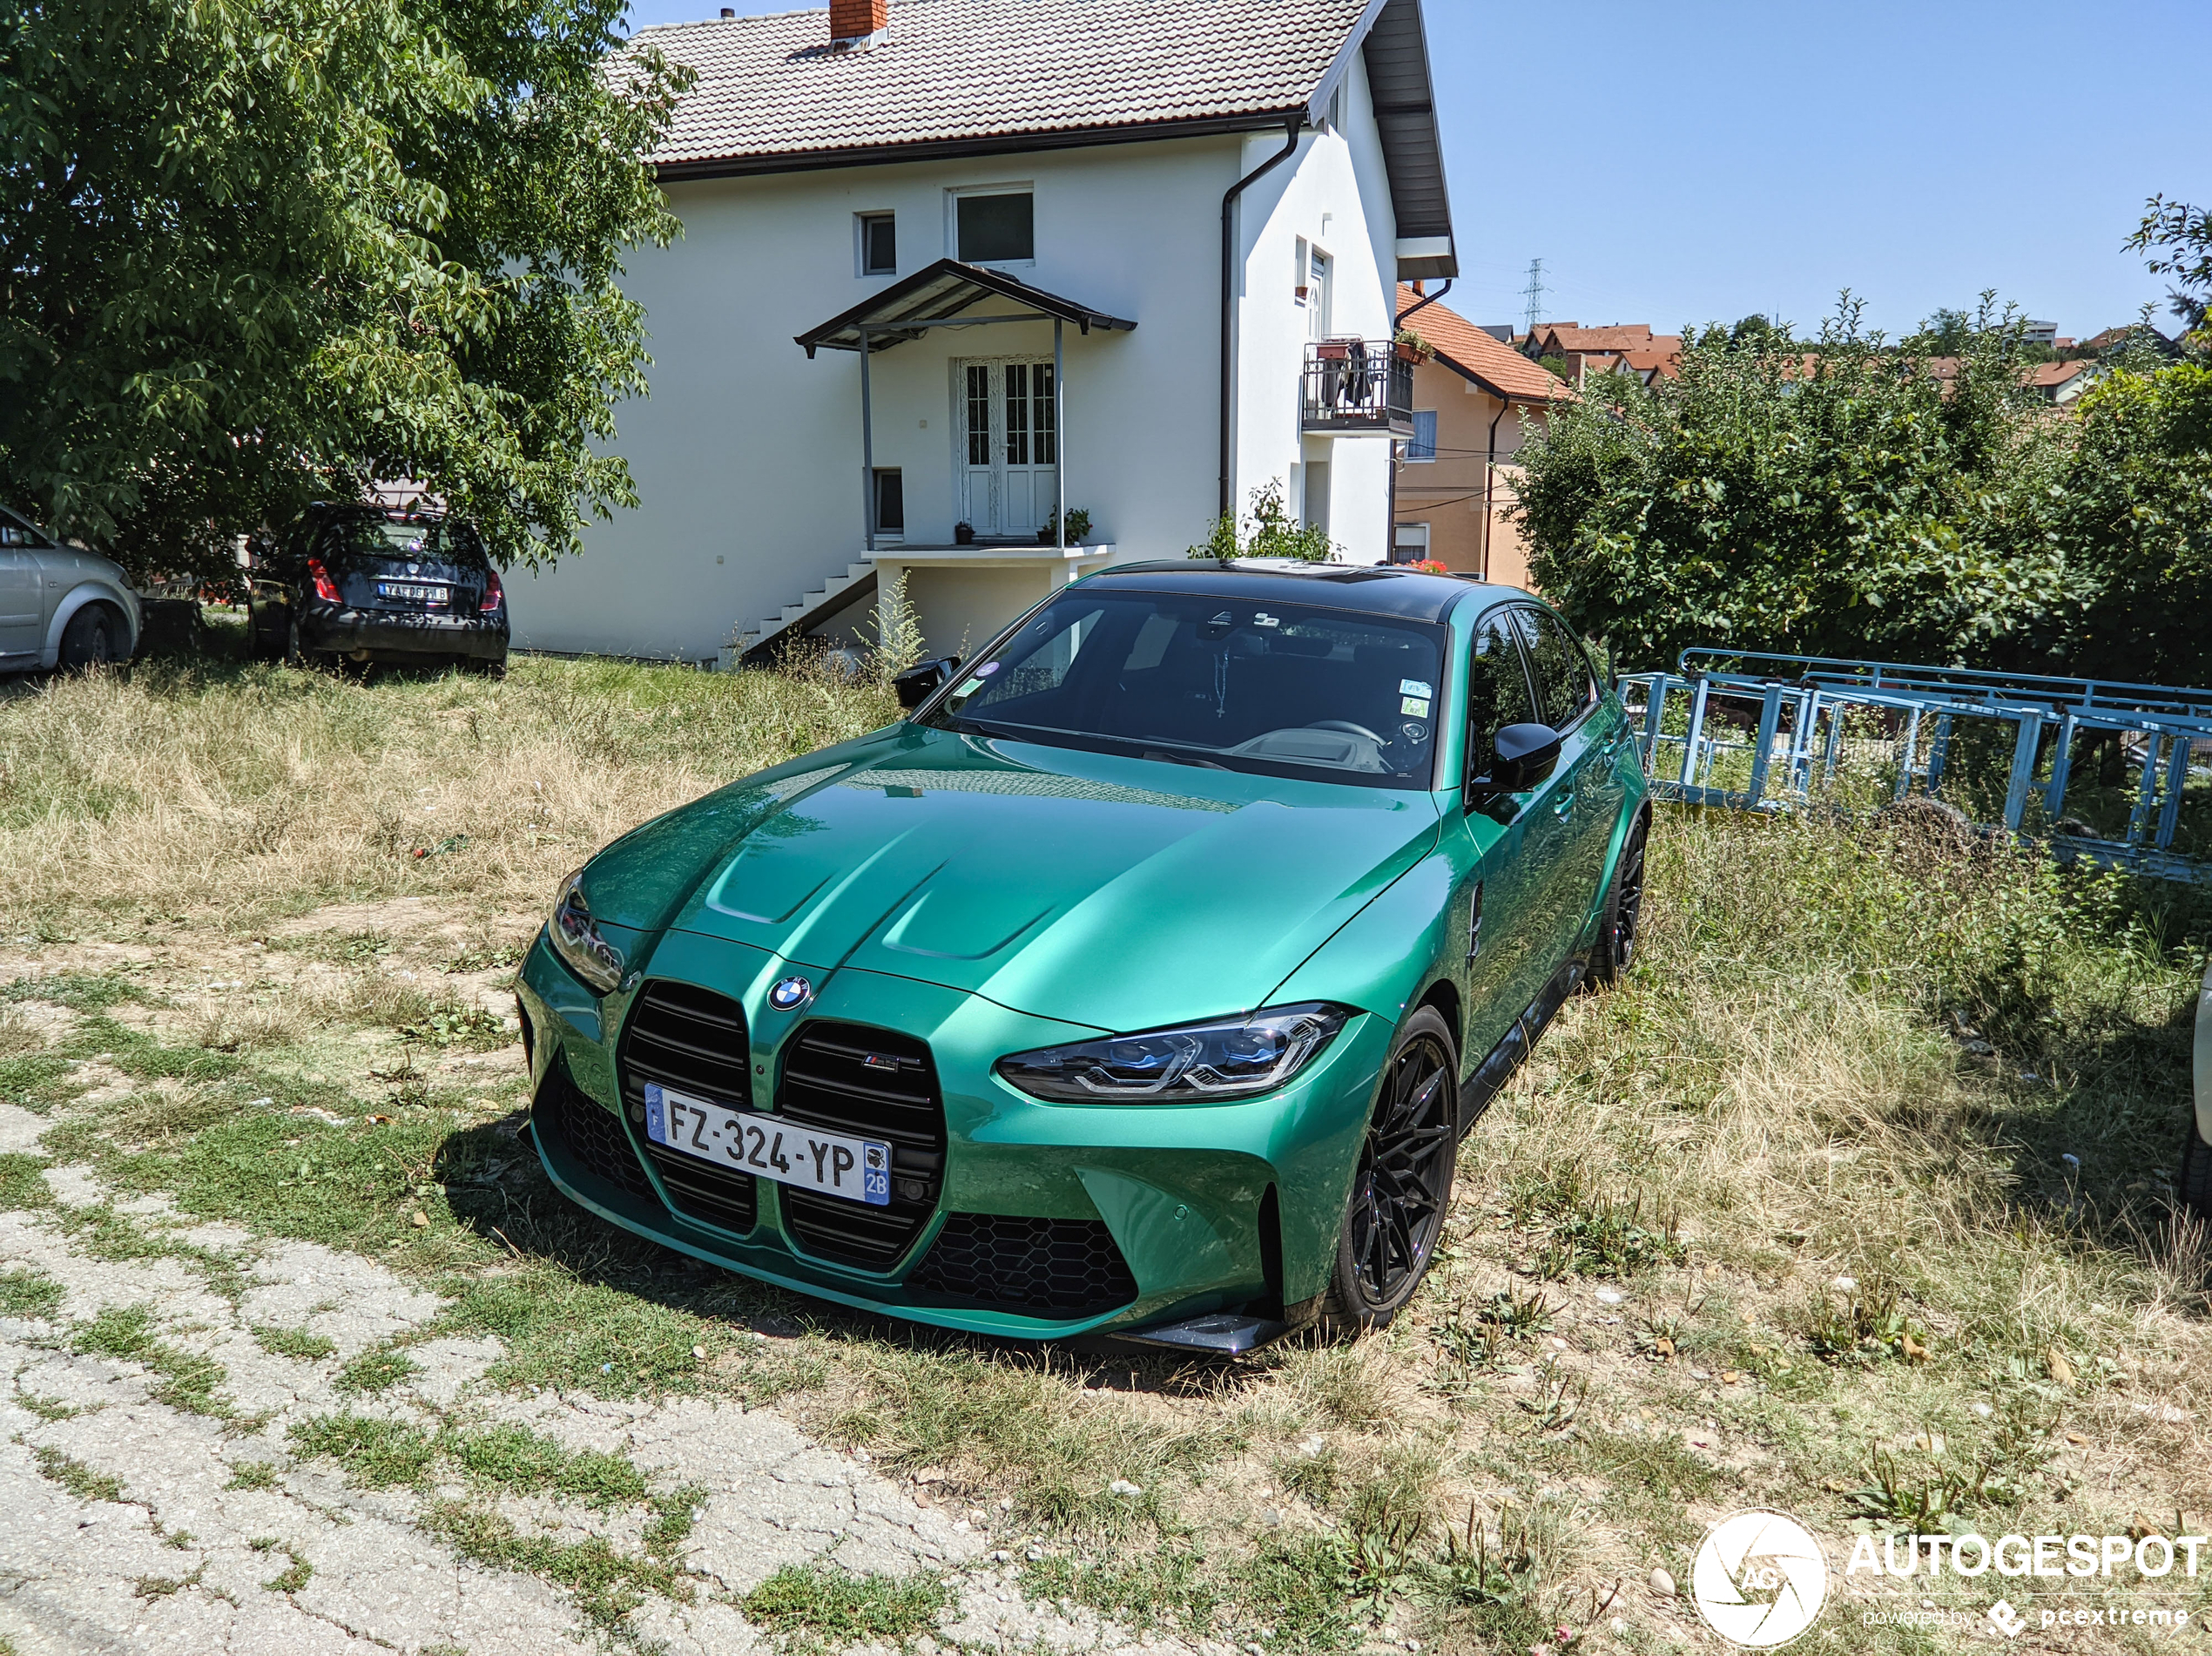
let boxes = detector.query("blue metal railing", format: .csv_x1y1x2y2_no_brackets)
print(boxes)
1620,652,2212,884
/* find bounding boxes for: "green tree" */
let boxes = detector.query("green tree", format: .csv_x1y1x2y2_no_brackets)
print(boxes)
2033,362,2212,684
1188,479,1336,563
2128,195,2212,336
0,0,686,581
1511,294,2067,671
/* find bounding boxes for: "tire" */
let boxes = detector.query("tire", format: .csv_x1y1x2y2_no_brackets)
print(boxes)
1588,809,1650,988
57,604,119,672
2182,1125,2212,1223
1321,1006,1458,1335
249,598,284,661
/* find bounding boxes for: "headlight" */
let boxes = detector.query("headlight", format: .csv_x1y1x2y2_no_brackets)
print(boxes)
995,1004,1349,1103
548,868,624,996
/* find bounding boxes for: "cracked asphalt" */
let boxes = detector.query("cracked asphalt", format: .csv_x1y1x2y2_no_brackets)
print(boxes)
0,1104,1197,1656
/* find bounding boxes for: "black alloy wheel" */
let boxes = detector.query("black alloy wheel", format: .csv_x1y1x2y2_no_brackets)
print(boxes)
1591,812,1649,987
1324,1006,1458,1332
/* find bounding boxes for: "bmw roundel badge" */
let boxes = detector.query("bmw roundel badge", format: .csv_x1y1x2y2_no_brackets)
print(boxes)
768,975,813,1011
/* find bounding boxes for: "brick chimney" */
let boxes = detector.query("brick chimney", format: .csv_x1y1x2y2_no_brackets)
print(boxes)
830,0,887,44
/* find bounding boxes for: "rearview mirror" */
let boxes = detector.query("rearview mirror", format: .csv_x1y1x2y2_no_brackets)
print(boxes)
1469,721,1562,794
894,656,961,711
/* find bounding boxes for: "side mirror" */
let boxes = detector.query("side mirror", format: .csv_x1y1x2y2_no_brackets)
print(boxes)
894,656,961,711
1470,721,1562,794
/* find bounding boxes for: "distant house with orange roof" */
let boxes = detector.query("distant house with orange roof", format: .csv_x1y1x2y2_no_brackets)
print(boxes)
1393,284,1572,586
1519,321,1684,388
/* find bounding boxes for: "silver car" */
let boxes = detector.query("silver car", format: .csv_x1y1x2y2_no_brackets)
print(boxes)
0,506,141,672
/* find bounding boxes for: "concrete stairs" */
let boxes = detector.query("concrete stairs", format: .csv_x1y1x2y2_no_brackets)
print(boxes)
722,559,877,670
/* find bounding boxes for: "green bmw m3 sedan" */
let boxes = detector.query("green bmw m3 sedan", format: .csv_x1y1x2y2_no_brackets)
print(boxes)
517,562,1650,1352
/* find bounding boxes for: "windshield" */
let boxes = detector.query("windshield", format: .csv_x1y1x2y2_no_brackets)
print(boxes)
922,588,1449,790
320,516,484,564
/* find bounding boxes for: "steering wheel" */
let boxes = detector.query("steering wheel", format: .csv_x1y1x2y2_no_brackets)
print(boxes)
1306,720,1386,745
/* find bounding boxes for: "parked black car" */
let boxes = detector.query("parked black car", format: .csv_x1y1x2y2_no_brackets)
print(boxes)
247,504,509,674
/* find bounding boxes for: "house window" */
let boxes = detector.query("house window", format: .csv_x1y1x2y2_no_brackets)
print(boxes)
873,469,905,537
857,213,896,276
1305,248,1332,340
1394,523,1432,564
1407,411,1439,463
1303,461,1332,535
965,367,992,465
955,191,1033,263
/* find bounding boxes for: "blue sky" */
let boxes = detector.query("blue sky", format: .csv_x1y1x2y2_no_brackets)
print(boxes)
617,0,2212,341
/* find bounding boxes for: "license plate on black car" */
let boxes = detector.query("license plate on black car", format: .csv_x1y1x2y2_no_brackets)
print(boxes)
376,581,448,603
643,1082,891,1207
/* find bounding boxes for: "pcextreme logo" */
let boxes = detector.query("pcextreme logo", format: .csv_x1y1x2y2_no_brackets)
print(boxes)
1690,1510,1830,1647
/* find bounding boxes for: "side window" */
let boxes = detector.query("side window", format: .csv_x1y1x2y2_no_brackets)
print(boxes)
1514,606,1598,731
954,191,1033,263
1463,612,1538,784
857,212,896,276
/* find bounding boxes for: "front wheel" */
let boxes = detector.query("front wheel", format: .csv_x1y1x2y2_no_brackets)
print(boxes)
57,604,118,672
1588,810,1649,988
1321,1006,1458,1334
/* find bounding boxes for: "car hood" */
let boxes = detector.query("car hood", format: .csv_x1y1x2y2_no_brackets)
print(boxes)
585,725,1440,1034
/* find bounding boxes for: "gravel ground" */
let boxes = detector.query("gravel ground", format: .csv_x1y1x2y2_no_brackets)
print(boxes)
0,1105,1199,1656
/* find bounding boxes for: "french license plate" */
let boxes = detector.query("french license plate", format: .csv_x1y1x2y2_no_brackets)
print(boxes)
376,580,448,603
643,1082,890,1207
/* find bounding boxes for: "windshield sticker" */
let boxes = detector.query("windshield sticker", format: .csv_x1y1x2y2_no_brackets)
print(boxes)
1401,696,1432,717
975,660,1000,674
954,678,985,698
1400,679,1433,698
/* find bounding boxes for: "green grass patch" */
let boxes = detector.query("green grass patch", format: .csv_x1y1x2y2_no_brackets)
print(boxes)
740,1563,951,1645
262,1547,313,1594
287,1414,439,1487
421,1499,692,1626
32,1444,125,1503
226,1461,281,1491
0,1152,53,1209
443,1422,650,1507
0,1053,77,1112
251,1324,335,1362
0,1264,64,1319
333,1346,419,1396
71,1303,232,1416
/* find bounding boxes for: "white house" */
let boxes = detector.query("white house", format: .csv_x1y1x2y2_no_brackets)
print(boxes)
514,0,1457,665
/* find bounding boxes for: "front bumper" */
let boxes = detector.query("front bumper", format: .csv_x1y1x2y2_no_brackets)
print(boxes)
300,605,508,660
517,926,1390,1341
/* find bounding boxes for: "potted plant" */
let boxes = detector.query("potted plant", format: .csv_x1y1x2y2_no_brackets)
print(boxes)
953,521,974,545
1037,507,1093,545
1393,327,1433,363
1313,339,1352,362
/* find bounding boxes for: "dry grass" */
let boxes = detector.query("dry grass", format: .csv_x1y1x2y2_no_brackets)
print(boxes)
0,646,896,938
3,646,2209,1653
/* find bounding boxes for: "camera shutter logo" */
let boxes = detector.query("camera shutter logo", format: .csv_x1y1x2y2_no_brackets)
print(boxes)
1690,1510,1829,1647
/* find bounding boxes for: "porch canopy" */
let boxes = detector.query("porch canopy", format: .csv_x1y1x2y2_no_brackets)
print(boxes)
795,258,1136,555
794,258,1136,357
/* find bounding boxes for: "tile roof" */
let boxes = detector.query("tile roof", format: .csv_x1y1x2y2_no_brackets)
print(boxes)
639,0,1373,172
1398,286,1571,403
1529,323,1669,354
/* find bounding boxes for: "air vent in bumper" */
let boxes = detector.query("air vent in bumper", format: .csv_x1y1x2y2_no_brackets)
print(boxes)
536,1060,652,1203
906,1213,1139,1319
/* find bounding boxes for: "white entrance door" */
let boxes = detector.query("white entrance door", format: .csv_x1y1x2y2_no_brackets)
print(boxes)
955,359,1058,537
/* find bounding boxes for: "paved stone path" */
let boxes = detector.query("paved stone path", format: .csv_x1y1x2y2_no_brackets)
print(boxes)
0,1105,1197,1656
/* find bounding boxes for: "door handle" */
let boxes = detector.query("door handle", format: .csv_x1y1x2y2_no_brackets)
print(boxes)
1552,791,1576,817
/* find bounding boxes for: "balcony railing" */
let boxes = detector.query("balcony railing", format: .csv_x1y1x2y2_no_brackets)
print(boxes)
1301,340,1415,436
